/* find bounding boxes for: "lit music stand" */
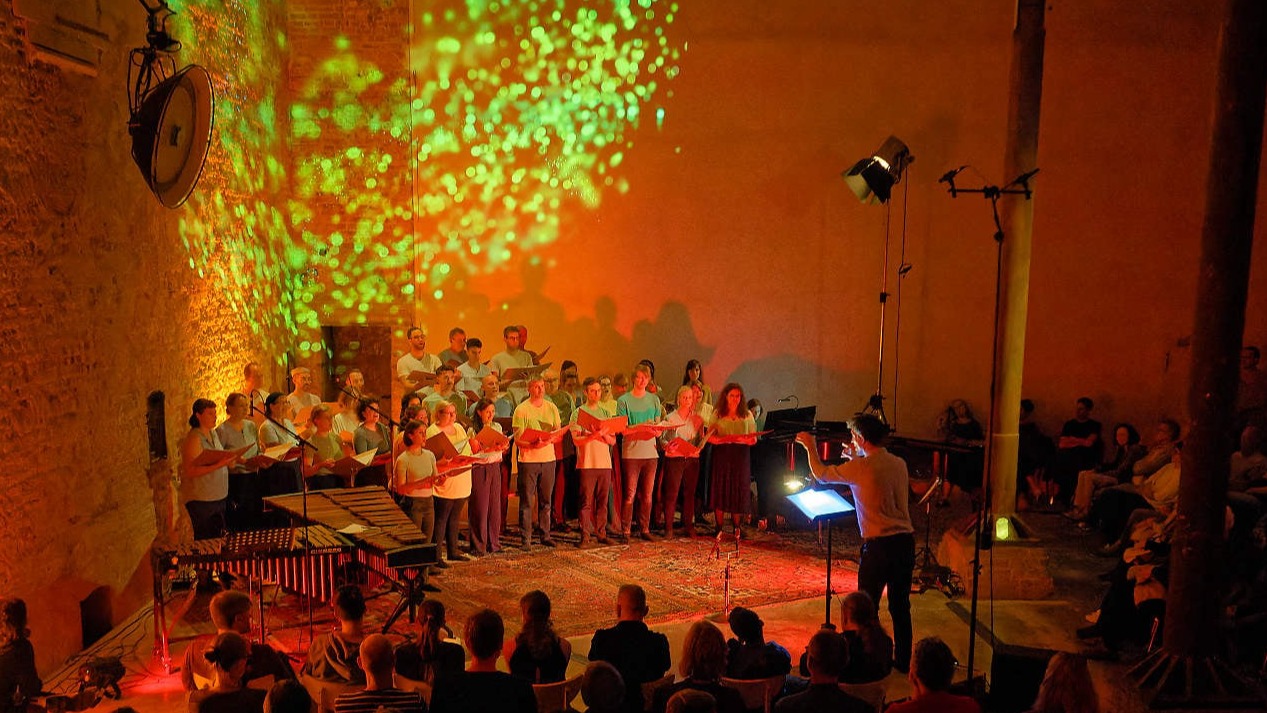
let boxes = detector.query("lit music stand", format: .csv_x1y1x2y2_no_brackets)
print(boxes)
787,488,856,628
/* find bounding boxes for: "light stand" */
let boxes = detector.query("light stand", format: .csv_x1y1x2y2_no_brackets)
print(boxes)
844,138,915,427
939,167,1037,680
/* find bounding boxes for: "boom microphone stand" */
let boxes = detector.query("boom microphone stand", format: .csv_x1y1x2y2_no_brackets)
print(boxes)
939,166,1037,681
251,403,319,650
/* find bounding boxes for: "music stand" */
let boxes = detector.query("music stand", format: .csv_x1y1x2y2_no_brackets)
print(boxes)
787,488,856,628
222,528,293,645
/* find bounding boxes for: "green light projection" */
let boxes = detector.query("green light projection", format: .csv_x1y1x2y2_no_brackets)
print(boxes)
172,0,683,360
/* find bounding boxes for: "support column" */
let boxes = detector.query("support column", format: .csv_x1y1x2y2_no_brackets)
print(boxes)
1129,0,1266,706
989,0,1045,517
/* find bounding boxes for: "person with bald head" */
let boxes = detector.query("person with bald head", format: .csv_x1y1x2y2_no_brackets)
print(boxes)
333,633,426,713
589,584,671,713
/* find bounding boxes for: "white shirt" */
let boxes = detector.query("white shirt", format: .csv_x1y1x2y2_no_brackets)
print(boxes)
397,352,442,389
819,447,914,539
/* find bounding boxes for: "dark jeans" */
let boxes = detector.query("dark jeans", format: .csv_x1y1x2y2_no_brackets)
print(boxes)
518,461,556,545
469,463,502,554
1090,486,1151,542
186,499,227,540
433,495,468,559
662,457,700,532
622,457,658,534
578,468,612,538
858,532,916,670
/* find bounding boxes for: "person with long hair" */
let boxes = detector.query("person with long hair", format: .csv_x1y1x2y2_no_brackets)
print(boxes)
189,631,267,713
429,402,474,567
681,359,713,409
839,591,893,683
257,392,303,504
400,391,426,425
707,383,758,535
1024,653,1098,713
394,599,465,685
217,392,262,531
936,399,986,506
661,385,705,538
505,590,571,684
1065,423,1145,522
395,419,439,539
469,399,508,555
0,598,41,713
651,620,744,713
181,398,239,539
353,398,393,456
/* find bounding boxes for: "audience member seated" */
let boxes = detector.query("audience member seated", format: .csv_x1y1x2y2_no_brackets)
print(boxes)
182,591,295,693
505,590,571,684
264,680,312,713
580,661,626,713
0,598,41,713
189,631,268,713
838,592,893,684
1042,398,1102,507
302,585,367,684
1078,513,1174,652
1065,423,1145,522
395,599,466,685
936,399,986,505
885,637,979,713
429,608,538,713
1018,399,1055,511
1023,652,1098,713
1229,425,1267,498
1238,345,1267,428
797,592,893,684
667,689,718,713
651,620,745,713
1086,446,1182,548
333,634,426,713
774,630,871,713
723,607,791,679
589,584,671,713
1126,419,1181,484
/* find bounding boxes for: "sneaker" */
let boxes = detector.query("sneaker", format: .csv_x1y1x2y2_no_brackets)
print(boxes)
449,553,472,562
432,560,449,570
541,539,557,548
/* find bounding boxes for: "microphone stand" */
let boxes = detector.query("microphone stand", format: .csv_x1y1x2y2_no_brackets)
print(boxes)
251,403,319,651
940,168,1037,682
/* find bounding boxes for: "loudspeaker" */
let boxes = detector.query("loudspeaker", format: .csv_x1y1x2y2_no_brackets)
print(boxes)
988,643,1054,713
129,64,214,208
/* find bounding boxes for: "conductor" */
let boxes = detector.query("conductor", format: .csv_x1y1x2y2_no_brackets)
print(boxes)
795,414,915,673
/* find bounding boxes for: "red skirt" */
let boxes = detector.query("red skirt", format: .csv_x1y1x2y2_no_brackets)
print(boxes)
708,443,752,514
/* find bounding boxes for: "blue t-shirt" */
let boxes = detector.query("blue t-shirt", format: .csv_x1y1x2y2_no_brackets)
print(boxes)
618,391,664,459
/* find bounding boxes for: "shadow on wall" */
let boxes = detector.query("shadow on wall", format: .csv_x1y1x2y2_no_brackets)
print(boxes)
728,354,871,422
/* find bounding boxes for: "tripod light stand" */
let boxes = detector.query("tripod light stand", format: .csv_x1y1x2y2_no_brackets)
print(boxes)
843,136,915,428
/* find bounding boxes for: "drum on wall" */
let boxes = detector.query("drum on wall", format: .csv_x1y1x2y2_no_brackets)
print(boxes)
128,64,214,209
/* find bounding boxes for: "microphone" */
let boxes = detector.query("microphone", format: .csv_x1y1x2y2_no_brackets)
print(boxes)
1008,168,1040,186
938,165,967,184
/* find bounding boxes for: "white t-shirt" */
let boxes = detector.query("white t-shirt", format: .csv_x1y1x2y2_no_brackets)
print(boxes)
570,404,615,470
395,449,438,498
427,423,472,499
397,352,442,388
287,391,321,415
457,362,492,394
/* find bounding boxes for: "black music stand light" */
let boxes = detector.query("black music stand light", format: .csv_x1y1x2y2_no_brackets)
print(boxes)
786,488,856,628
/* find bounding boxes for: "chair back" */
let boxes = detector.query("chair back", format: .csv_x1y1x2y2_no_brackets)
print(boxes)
300,674,362,713
720,675,784,713
840,680,887,711
394,674,434,705
532,673,583,713
641,673,675,712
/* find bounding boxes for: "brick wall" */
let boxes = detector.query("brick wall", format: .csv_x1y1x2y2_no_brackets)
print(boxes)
0,0,292,671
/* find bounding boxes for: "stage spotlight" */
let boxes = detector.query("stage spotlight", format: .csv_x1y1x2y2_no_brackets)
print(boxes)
784,474,811,493
127,0,214,208
843,136,914,204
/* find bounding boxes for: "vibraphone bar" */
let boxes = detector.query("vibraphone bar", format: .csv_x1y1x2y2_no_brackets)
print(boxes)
159,525,354,603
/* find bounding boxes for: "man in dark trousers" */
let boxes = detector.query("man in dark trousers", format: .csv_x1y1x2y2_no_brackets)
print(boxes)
588,584,672,712
796,414,915,672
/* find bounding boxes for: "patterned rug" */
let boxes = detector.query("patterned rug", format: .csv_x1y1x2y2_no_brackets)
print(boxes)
417,529,857,638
